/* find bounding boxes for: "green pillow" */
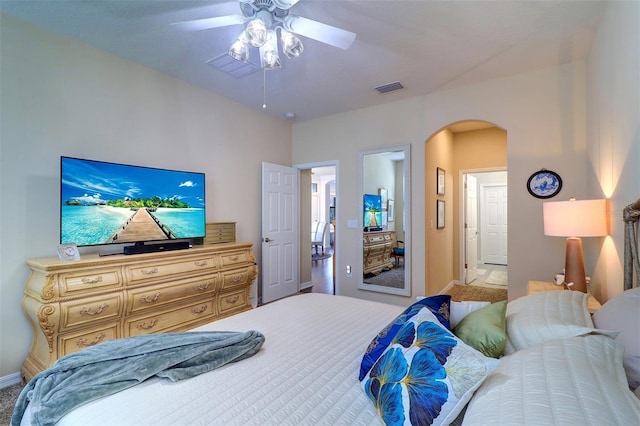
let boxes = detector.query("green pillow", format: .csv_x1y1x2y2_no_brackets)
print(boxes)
453,300,507,358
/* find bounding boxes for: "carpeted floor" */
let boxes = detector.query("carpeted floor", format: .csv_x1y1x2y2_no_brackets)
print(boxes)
445,284,507,303
363,266,404,288
0,383,22,425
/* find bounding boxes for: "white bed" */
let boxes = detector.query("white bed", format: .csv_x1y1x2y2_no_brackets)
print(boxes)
18,290,640,426
27,293,398,426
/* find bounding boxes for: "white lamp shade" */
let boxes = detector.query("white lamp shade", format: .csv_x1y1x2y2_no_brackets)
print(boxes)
543,199,608,237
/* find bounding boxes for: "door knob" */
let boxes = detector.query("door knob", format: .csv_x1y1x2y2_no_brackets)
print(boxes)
263,237,273,243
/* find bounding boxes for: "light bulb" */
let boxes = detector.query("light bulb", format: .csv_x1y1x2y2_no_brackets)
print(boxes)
281,30,303,59
261,30,281,69
263,50,281,69
245,18,267,47
228,34,249,63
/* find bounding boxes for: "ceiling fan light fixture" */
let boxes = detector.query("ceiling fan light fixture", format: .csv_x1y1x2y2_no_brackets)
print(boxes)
281,29,303,59
261,31,281,69
245,18,268,47
229,33,250,63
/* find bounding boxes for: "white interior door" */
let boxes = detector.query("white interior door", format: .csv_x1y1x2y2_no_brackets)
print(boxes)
464,174,479,284
483,185,508,265
261,162,299,304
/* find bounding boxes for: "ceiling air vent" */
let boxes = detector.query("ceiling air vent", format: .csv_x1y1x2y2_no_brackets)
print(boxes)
374,81,405,94
206,54,261,79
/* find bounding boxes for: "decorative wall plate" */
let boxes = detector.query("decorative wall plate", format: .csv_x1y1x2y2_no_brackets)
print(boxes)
526,169,562,199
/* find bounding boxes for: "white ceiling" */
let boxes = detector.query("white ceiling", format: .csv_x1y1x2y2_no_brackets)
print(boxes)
0,0,607,122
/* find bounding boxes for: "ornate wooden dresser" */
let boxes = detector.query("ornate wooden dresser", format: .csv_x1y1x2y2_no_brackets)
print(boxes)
21,243,257,382
363,231,393,275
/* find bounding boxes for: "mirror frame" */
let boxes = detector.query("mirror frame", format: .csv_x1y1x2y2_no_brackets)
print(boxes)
358,145,411,296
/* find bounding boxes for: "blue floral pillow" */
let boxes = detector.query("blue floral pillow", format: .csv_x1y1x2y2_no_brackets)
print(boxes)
359,295,451,381
362,307,499,426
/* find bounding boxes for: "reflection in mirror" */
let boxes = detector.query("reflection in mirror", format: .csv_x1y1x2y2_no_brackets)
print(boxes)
359,145,411,296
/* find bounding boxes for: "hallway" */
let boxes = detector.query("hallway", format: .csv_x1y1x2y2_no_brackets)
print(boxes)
310,248,334,295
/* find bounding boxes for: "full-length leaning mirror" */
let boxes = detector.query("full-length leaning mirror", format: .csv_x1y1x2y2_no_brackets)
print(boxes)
358,145,411,296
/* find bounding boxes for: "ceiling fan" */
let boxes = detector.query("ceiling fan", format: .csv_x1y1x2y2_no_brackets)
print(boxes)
172,0,356,62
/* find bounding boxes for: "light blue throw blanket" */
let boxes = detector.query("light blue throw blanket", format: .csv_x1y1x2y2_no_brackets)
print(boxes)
12,330,265,426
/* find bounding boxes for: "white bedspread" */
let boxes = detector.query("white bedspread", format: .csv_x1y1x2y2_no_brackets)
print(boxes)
45,293,401,426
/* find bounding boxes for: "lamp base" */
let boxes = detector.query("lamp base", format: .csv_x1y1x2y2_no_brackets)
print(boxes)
564,237,587,292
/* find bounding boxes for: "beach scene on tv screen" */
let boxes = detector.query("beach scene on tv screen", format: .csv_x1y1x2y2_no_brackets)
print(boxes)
61,158,205,246
364,194,382,227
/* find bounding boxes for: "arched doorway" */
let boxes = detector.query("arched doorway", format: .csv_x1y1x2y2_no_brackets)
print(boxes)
424,120,507,296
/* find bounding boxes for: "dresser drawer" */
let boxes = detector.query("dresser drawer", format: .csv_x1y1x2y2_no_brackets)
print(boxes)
125,255,218,284
58,267,122,296
128,275,219,314
219,249,253,268
125,299,216,337
60,323,120,356
60,294,124,330
218,289,249,316
204,222,236,244
220,266,256,290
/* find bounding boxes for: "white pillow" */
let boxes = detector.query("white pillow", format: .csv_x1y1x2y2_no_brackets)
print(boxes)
593,287,640,390
464,335,640,424
450,301,490,328
504,290,617,354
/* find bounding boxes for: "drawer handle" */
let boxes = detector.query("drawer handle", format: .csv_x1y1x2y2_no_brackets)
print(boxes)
225,295,240,304
141,268,159,275
231,274,243,282
81,276,104,284
76,332,106,348
140,293,161,303
229,256,240,261
79,303,109,316
191,305,208,314
196,281,211,291
136,319,158,330
194,261,208,267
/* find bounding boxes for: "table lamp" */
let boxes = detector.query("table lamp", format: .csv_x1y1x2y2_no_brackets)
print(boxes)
543,198,607,292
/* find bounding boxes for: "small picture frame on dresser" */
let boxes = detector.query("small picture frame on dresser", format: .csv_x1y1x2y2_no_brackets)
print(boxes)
57,243,80,261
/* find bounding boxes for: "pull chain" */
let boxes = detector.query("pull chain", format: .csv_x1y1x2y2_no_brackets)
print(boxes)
262,69,267,109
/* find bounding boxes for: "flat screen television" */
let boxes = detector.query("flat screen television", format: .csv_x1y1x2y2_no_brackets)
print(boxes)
363,193,382,229
61,156,205,248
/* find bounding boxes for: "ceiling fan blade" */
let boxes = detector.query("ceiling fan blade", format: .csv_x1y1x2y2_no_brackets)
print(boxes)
271,0,301,9
171,15,246,32
285,16,356,50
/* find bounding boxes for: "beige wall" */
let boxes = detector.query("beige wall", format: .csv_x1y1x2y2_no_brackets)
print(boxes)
425,130,454,294
293,62,590,307
299,170,312,288
586,0,640,301
0,15,292,377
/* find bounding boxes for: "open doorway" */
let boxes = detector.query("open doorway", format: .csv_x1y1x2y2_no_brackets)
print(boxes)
299,164,336,295
461,170,508,287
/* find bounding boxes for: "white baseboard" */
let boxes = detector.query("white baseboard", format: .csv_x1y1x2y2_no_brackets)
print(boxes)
439,280,460,295
299,280,314,290
0,372,22,389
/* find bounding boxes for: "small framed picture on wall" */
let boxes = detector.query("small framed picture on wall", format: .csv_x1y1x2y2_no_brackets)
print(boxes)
437,167,445,195
437,200,445,229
